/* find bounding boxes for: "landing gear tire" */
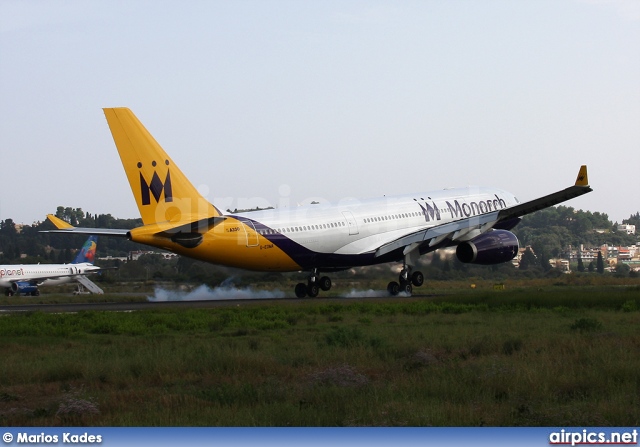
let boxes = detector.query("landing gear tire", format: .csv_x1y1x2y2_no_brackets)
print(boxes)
411,271,424,287
401,283,413,296
387,281,400,296
319,276,332,291
307,283,319,298
295,283,307,298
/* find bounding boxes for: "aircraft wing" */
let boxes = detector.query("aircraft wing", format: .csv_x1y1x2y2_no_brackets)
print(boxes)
375,211,500,257
375,165,592,258
34,273,84,284
495,180,591,222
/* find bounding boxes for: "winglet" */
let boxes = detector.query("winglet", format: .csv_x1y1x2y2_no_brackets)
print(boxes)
575,165,589,187
47,214,74,229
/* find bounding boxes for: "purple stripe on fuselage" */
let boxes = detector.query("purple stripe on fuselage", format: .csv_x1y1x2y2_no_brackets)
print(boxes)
230,216,404,270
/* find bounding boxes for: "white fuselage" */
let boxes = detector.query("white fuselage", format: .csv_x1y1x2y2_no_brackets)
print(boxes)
0,263,100,287
220,186,519,270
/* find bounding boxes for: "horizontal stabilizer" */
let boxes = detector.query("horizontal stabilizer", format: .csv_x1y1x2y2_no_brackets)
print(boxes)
42,227,130,236
156,216,226,236
47,214,73,229
127,215,226,248
42,214,130,236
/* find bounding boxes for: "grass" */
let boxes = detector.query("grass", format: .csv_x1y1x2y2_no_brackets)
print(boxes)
0,284,639,426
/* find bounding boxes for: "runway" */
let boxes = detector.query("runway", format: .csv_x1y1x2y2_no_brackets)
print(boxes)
0,297,295,313
0,294,425,313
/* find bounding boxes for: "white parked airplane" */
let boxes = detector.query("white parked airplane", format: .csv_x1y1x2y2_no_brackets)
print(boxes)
0,236,104,296
44,108,592,297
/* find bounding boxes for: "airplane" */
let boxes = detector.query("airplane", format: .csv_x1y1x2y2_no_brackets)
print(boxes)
43,108,592,297
0,236,105,296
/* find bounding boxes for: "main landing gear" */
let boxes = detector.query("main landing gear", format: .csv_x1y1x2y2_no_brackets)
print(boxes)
386,267,424,296
294,269,332,298
385,246,426,296
292,265,425,298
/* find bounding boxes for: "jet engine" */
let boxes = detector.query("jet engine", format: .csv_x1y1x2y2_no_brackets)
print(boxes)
11,281,40,296
456,230,519,265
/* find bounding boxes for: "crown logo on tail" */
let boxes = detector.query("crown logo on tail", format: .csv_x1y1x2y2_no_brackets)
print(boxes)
139,160,173,205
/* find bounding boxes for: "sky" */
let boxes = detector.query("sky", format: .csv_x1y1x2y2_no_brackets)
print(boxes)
1,0,639,226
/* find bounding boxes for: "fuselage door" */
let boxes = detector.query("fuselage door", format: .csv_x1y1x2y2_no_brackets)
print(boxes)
342,211,359,236
240,220,260,247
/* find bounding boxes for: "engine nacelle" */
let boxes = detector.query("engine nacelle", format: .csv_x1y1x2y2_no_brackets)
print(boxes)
456,230,519,265
11,281,39,295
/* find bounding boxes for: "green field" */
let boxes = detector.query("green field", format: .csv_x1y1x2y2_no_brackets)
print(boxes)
1,283,639,426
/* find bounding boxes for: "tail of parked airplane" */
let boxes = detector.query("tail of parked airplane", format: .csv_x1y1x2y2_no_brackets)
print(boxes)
71,236,98,264
103,108,222,226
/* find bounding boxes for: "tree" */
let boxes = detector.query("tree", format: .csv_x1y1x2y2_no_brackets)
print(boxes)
577,252,585,272
615,262,630,278
55,206,84,225
574,214,593,235
536,248,553,273
622,212,640,227
0,218,17,236
532,232,564,259
519,247,538,270
596,251,605,274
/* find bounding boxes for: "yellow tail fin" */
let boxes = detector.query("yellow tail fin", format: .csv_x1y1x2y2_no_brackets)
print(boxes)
103,108,221,225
